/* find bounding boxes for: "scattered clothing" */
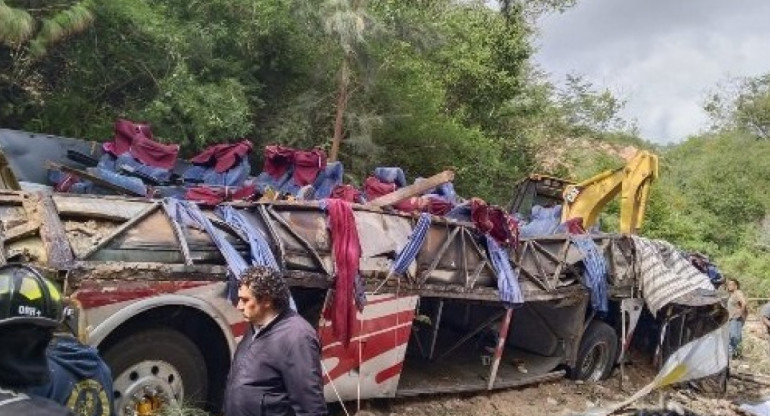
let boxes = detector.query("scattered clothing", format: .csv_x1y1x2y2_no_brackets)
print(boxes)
470,199,518,246
27,336,114,416
223,309,327,416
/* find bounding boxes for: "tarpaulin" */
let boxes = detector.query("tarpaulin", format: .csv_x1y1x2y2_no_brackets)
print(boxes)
190,140,253,173
103,119,179,169
631,236,715,316
321,199,364,347
262,145,295,179
591,324,729,416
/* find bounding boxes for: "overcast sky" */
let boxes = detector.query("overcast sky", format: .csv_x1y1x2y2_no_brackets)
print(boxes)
534,0,770,144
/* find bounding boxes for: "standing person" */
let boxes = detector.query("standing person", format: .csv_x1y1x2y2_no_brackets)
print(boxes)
0,264,74,416
224,266,327,416
726,278,747,358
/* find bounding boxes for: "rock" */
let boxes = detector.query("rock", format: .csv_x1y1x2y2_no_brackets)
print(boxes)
575,380,585,385
547,397,558,406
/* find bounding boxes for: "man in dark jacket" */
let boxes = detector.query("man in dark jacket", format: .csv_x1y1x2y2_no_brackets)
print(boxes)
0,264,74,416
224,266,327,416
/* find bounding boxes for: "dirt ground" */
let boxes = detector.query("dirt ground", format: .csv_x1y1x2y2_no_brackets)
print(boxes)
340,316,770,416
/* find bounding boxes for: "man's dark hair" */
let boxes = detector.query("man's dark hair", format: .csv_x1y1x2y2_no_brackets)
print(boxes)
240,267,290,312
727,278,740,289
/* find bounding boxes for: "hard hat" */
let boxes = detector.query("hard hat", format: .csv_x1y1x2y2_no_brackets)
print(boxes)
0,264,63,328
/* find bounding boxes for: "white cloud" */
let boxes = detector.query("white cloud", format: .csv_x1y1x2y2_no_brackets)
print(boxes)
535,0,770,143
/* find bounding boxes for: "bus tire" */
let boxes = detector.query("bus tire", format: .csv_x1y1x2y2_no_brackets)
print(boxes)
103,328,208,416
570,320,618,381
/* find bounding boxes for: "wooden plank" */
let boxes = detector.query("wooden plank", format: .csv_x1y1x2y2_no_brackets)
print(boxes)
53,195,149,221
37,193,75,267
3,223,41,242
45,161,145,197
368,170,455,208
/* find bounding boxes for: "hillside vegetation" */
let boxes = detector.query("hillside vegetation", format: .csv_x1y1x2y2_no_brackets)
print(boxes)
1,1,768,293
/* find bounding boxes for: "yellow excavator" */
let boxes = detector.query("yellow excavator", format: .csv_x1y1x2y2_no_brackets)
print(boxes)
509,150,659,234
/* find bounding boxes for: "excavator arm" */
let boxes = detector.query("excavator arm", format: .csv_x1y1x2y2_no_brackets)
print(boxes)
561,151,659,234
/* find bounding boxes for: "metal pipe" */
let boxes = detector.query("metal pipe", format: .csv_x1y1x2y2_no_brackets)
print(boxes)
487,308,514,390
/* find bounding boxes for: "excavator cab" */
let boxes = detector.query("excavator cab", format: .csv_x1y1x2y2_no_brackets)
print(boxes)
509,151,659,235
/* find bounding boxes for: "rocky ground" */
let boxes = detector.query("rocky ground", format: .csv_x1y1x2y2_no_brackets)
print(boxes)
342,316,770,416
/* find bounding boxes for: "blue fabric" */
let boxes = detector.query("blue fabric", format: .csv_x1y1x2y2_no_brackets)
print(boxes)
374,167,407,188
183,157,251,187
313,161,344,199
216,206,280,271
707,264,724,286
445,203,472,221
571,235,608,313
96,153,116,171
392,213,431,275
216,205,297,310
519,205,562,238
89,167,147,196
415,177,459,204
115,152,172,183
27,336,114,416
164,199,247,302
486,235,523,308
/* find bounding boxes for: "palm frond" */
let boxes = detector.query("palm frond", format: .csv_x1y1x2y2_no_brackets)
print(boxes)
0,1,34,45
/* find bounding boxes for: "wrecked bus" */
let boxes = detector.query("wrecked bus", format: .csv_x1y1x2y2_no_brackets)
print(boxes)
0,128,726,416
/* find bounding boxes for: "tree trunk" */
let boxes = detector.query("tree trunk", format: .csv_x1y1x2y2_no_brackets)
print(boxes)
329,57,349,163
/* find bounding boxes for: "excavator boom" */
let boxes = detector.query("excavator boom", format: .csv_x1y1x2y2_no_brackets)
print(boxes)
509,150,659,235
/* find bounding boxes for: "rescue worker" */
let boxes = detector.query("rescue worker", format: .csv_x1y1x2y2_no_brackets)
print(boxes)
0,263,74,416
726,278,747,358
28,329,115,416
224,266,327,416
